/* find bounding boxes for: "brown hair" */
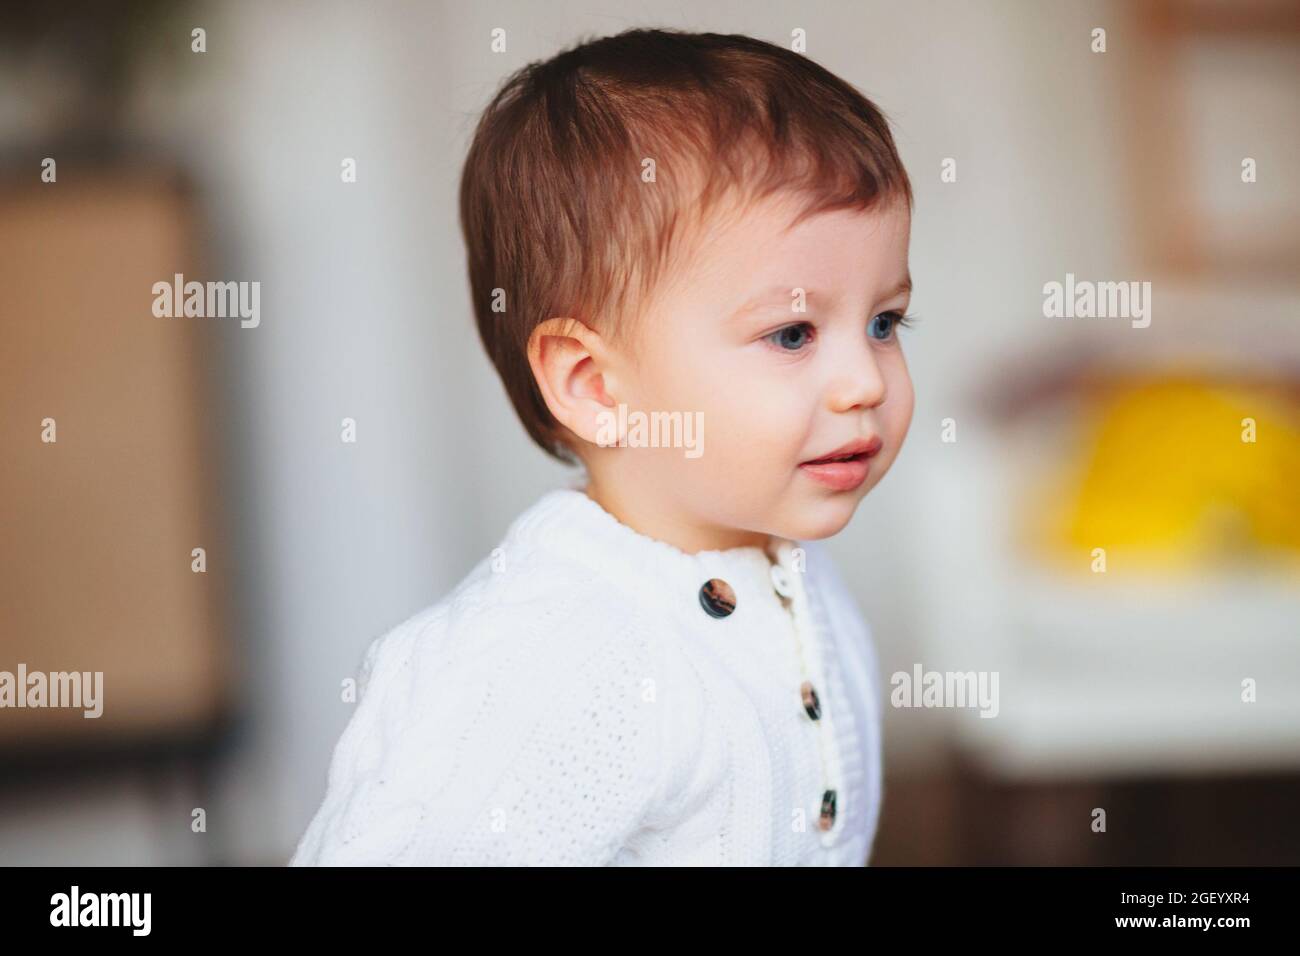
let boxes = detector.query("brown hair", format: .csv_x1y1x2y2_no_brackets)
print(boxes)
459,28,912,465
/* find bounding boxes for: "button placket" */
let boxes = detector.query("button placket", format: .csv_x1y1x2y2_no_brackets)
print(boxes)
695,544,845,849
776,543,845,846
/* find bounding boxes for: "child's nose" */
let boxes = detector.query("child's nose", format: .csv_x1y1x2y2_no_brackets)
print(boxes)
825,343,887,412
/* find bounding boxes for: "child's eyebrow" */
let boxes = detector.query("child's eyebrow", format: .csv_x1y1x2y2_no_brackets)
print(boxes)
728,285,820,321
884,274,913,299
729,275,913,321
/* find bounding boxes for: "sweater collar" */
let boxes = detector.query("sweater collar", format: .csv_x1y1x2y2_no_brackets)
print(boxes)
504,481,803,615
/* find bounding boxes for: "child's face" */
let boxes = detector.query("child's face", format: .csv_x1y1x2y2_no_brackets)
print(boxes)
598,190,914,547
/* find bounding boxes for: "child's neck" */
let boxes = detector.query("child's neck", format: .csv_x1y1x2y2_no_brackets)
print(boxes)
582,477,775,557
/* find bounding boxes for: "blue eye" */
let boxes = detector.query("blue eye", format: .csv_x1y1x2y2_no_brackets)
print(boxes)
869,311,904,341
765,323,814,351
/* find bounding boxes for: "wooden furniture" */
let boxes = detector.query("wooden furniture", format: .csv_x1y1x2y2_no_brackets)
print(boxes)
0,169,235,787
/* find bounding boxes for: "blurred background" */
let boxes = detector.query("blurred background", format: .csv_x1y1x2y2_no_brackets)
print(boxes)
2,0,1298,865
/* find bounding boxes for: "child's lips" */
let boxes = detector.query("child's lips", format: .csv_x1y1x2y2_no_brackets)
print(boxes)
798,436,882,491
802,434,883,464
798,454,871,491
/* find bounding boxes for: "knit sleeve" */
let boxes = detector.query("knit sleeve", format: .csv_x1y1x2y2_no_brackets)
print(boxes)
289,590,667,866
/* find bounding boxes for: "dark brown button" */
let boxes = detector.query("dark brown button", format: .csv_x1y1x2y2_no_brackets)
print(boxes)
698,578,736,618
800,680,821,720
819,789,837,831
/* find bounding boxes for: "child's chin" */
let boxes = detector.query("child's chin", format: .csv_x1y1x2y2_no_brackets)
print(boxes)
783,498,860,540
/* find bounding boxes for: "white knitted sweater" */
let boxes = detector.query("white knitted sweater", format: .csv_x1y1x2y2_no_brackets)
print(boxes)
290,485,884,866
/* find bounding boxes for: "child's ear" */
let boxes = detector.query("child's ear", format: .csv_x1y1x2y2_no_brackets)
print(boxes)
527,317,619,448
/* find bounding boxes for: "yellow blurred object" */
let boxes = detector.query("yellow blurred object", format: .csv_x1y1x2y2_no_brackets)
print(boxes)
1029,377,1300,570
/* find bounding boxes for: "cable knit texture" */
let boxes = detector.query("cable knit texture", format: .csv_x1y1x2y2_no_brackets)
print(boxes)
290,483,884,866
